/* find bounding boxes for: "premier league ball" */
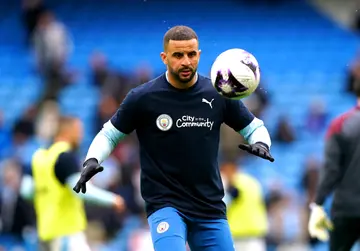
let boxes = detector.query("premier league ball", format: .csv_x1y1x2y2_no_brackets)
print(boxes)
210,48,260,100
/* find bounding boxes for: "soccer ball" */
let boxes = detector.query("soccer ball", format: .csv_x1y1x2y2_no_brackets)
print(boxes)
210,48,260,100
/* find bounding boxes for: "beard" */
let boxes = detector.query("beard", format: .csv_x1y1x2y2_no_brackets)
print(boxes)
169,66,197,84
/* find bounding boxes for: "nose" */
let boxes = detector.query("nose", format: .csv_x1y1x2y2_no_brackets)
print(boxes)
181,56,191,66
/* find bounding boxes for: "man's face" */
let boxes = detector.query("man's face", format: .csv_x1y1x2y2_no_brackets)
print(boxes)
161,39,201,84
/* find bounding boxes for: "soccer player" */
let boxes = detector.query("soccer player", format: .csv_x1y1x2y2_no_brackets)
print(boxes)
308,80,360,251
221,162,268,251
73,25,274,251
20,116,125,251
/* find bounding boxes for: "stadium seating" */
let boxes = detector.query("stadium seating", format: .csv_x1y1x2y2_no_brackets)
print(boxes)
0,0,359,249
1,0,359,189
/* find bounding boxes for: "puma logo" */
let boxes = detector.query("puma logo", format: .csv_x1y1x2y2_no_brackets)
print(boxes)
202,98,214,109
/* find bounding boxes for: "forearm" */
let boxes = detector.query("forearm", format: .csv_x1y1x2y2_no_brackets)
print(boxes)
85,121,126,164
20,174,117,207
314,164,341,205
67,173,116,206
315,135,342,205
239,118,271,147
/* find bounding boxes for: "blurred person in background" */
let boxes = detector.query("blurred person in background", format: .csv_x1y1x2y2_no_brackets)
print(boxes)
301,157,321,247
12,106,36,141
347,50,360,94
90,52,136,134
33,10,73,102
85,159,124,244
302,157,321,207
274,116,296,144
308,80,360,250
266,187,307,251
305,98,328,134
35,100,60,143
220,125,245,165
133,62,153,87
265,187,285,250
0,159,34,243
96,94,119,133
89,52,132,104
9,106,44,173
243,87,270,118
90,51,110,88
0,111,12,159
86,160,142,243
19,116,125,251
221,162,268,251
9,108,36,163
21,0,46,45
127,212,154,251
353,2,360,32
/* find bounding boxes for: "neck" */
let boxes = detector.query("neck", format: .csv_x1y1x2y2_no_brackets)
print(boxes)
166,71,197,89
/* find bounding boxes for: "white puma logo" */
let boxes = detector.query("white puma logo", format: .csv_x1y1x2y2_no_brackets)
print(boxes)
202,98,214,109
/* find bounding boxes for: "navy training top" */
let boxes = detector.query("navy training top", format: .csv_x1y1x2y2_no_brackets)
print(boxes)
111,73,254,219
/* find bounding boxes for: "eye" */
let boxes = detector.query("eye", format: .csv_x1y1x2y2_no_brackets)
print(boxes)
173,53,183,59
188,51,197,58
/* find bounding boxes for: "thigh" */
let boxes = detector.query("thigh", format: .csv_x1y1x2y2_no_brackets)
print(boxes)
330,217,359,251
148,207,187,251
188,218,235,251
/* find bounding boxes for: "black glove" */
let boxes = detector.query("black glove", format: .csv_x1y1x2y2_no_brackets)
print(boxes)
73,158,104,193
238,142,274,162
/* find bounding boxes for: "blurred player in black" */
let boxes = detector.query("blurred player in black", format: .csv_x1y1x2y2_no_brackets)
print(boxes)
308,80,360,251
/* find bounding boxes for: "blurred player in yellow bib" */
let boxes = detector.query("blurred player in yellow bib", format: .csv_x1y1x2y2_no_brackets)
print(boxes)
20,116,125,251
221,162,268,251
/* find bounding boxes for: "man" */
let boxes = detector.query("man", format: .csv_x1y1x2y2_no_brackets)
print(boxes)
74,25,274,251
0,160,34,244
221,162,268,251
33,10,72,102
20,116,125,251
308,80,360,251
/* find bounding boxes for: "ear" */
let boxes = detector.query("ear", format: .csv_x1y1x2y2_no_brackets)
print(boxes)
160,52,167,65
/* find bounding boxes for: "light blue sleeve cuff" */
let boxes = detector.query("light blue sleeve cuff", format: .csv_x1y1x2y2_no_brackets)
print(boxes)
238,117,271,147
67,173,116,207
85,121,127,164
102,121,127,148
